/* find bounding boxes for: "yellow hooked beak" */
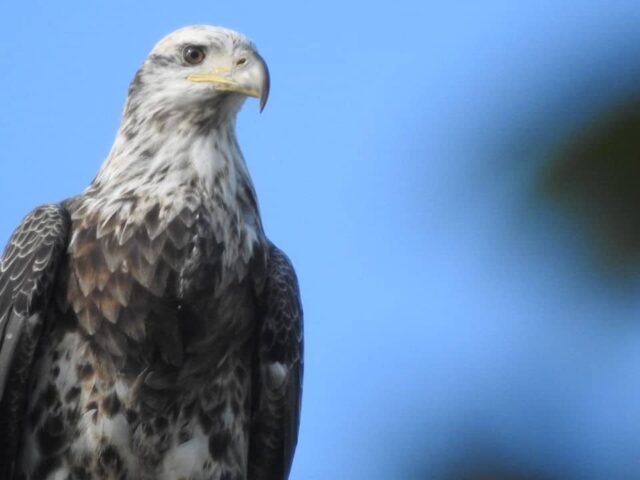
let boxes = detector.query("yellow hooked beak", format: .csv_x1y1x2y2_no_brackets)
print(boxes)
187,51,270,112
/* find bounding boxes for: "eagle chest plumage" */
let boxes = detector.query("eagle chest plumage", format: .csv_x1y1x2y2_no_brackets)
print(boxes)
65,192,265,369
17,189,267,479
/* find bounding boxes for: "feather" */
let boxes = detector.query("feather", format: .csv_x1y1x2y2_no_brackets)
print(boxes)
108,270,134,307
77,301,102,335
73,248,109,297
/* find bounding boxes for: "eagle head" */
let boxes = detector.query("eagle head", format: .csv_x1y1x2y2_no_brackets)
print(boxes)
93,26,268,198
126,25,270,123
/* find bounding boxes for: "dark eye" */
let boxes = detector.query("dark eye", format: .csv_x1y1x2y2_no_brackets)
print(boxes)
183,46,206,65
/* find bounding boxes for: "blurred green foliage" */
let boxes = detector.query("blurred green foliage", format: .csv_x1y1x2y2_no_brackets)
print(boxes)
541,97,640,269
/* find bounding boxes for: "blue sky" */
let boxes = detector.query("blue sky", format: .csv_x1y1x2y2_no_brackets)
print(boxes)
3,1,640,478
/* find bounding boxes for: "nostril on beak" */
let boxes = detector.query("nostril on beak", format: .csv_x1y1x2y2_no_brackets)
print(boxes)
235,57,247,67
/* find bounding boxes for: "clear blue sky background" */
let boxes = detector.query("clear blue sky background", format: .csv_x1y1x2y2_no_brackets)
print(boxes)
3,1,640,479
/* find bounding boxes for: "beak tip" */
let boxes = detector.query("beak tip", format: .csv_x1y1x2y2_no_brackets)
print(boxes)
257,52,270,113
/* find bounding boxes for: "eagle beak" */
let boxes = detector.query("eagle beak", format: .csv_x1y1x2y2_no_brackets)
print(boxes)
187,51,270,112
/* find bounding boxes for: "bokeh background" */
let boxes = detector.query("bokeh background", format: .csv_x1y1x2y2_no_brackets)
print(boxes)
2,1,640,478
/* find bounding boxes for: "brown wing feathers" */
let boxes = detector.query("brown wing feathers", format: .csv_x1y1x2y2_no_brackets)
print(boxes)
249,243,303,480
0,204,70,480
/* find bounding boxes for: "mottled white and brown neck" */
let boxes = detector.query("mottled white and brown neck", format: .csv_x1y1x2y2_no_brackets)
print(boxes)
95,110,250,199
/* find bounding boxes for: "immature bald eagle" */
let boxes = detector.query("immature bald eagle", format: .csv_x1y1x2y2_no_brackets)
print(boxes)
0,26,302,480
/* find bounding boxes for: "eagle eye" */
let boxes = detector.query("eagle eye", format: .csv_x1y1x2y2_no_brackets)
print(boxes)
183,46,206,65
